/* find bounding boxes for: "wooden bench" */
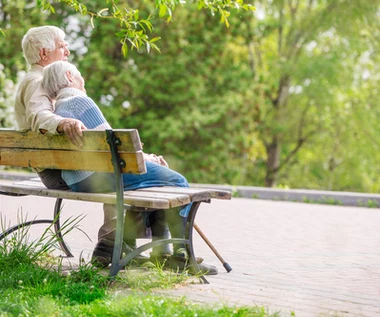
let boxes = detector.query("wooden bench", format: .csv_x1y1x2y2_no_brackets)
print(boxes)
0,128,232,283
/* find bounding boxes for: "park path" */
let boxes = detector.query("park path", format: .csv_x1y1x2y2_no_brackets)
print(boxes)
1,181,379,317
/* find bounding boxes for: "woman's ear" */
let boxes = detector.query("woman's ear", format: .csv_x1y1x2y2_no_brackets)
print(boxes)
65,70,74,83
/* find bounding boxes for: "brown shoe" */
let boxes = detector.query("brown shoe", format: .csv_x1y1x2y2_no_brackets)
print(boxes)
91,239,148,268
91,239,114,268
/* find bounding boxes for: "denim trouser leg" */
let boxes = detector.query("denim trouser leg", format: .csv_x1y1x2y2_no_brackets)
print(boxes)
120,162,192,217
70,161,192,217
69,162,192,243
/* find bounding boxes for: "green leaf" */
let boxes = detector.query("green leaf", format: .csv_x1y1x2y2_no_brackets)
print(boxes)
121,42,128,57
159,4,167,17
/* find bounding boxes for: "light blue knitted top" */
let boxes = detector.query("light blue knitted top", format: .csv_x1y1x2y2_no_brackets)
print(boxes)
54,88,111,186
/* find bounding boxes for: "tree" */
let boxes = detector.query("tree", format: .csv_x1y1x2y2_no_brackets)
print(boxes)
241,0,380,187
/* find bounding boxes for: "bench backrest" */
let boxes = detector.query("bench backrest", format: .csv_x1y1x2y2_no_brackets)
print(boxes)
0,129,146,174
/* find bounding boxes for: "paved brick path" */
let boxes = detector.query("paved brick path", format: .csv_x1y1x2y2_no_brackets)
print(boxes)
1,185,380,317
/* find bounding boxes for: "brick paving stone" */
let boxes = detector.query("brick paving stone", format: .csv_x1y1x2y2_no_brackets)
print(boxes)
1,183,380,317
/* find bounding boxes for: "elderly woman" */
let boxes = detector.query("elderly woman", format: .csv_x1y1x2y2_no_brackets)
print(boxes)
42,61,217,275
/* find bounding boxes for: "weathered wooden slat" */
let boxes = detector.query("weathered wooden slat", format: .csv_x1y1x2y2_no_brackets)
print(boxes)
12,179,191,208
0,149,146,174
0,129,143,152
136,186,232,200
0,184,170,209
123,191,191,207
12,179,230,205
12,180,46,187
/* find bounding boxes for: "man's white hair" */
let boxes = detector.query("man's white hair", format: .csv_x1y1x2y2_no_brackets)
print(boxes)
42,61,81,99
22,26,66,65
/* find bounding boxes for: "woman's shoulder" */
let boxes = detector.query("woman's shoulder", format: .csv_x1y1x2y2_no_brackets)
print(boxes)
70,95,97,107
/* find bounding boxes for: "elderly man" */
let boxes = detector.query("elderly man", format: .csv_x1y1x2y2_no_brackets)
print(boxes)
14,26,85,189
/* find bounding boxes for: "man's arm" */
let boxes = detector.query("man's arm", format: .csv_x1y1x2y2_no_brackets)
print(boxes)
27,83,86,147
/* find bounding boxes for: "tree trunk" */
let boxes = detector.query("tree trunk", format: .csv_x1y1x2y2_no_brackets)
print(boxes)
265,136,281,187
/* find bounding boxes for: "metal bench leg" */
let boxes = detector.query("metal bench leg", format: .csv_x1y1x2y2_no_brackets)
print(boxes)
53,198,74,257
0,193,54,241
0,194,73,258
186,201,208,284
107,129,126,278
0,219,53,241
118,237,189,268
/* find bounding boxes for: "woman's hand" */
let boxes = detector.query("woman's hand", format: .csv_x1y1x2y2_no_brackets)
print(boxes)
144,153,169,168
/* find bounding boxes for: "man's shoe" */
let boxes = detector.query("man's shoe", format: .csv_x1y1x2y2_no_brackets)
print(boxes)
91,239,113,268
91,239,148,268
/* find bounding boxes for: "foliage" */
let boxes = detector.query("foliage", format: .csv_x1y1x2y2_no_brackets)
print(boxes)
239,0,380,188
0,65,17,128
33,0,254,55
0,0,51,129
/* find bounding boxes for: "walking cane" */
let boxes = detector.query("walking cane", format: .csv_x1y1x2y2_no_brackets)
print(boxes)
193,222,232,272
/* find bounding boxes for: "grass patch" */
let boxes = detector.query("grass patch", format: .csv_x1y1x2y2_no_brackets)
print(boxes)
358,199,379,208
0,215,290,317
116,259,196,291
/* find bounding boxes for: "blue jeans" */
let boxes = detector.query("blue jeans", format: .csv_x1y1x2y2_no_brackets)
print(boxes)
69,161,191,217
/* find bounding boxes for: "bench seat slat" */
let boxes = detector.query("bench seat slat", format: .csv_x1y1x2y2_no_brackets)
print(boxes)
124,191,190,207
21,179,232,201
2,178,231,209
0,184,170,209
0,149,146,174
137,186,232,200
10,181,192,207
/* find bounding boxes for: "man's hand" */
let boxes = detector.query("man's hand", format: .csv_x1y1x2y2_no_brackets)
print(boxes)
57,118,86,147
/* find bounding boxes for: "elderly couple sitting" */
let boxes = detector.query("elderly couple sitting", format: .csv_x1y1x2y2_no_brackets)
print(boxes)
16,25,216,275
40,61,217,275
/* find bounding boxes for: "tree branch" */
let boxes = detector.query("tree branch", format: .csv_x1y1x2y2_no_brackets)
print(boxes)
274,128,317,174
278,0,284,53
286,1,340,63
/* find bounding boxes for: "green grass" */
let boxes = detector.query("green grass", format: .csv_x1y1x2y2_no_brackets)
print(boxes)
301,196,343,206
0,216,290,317
358,199,379,208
